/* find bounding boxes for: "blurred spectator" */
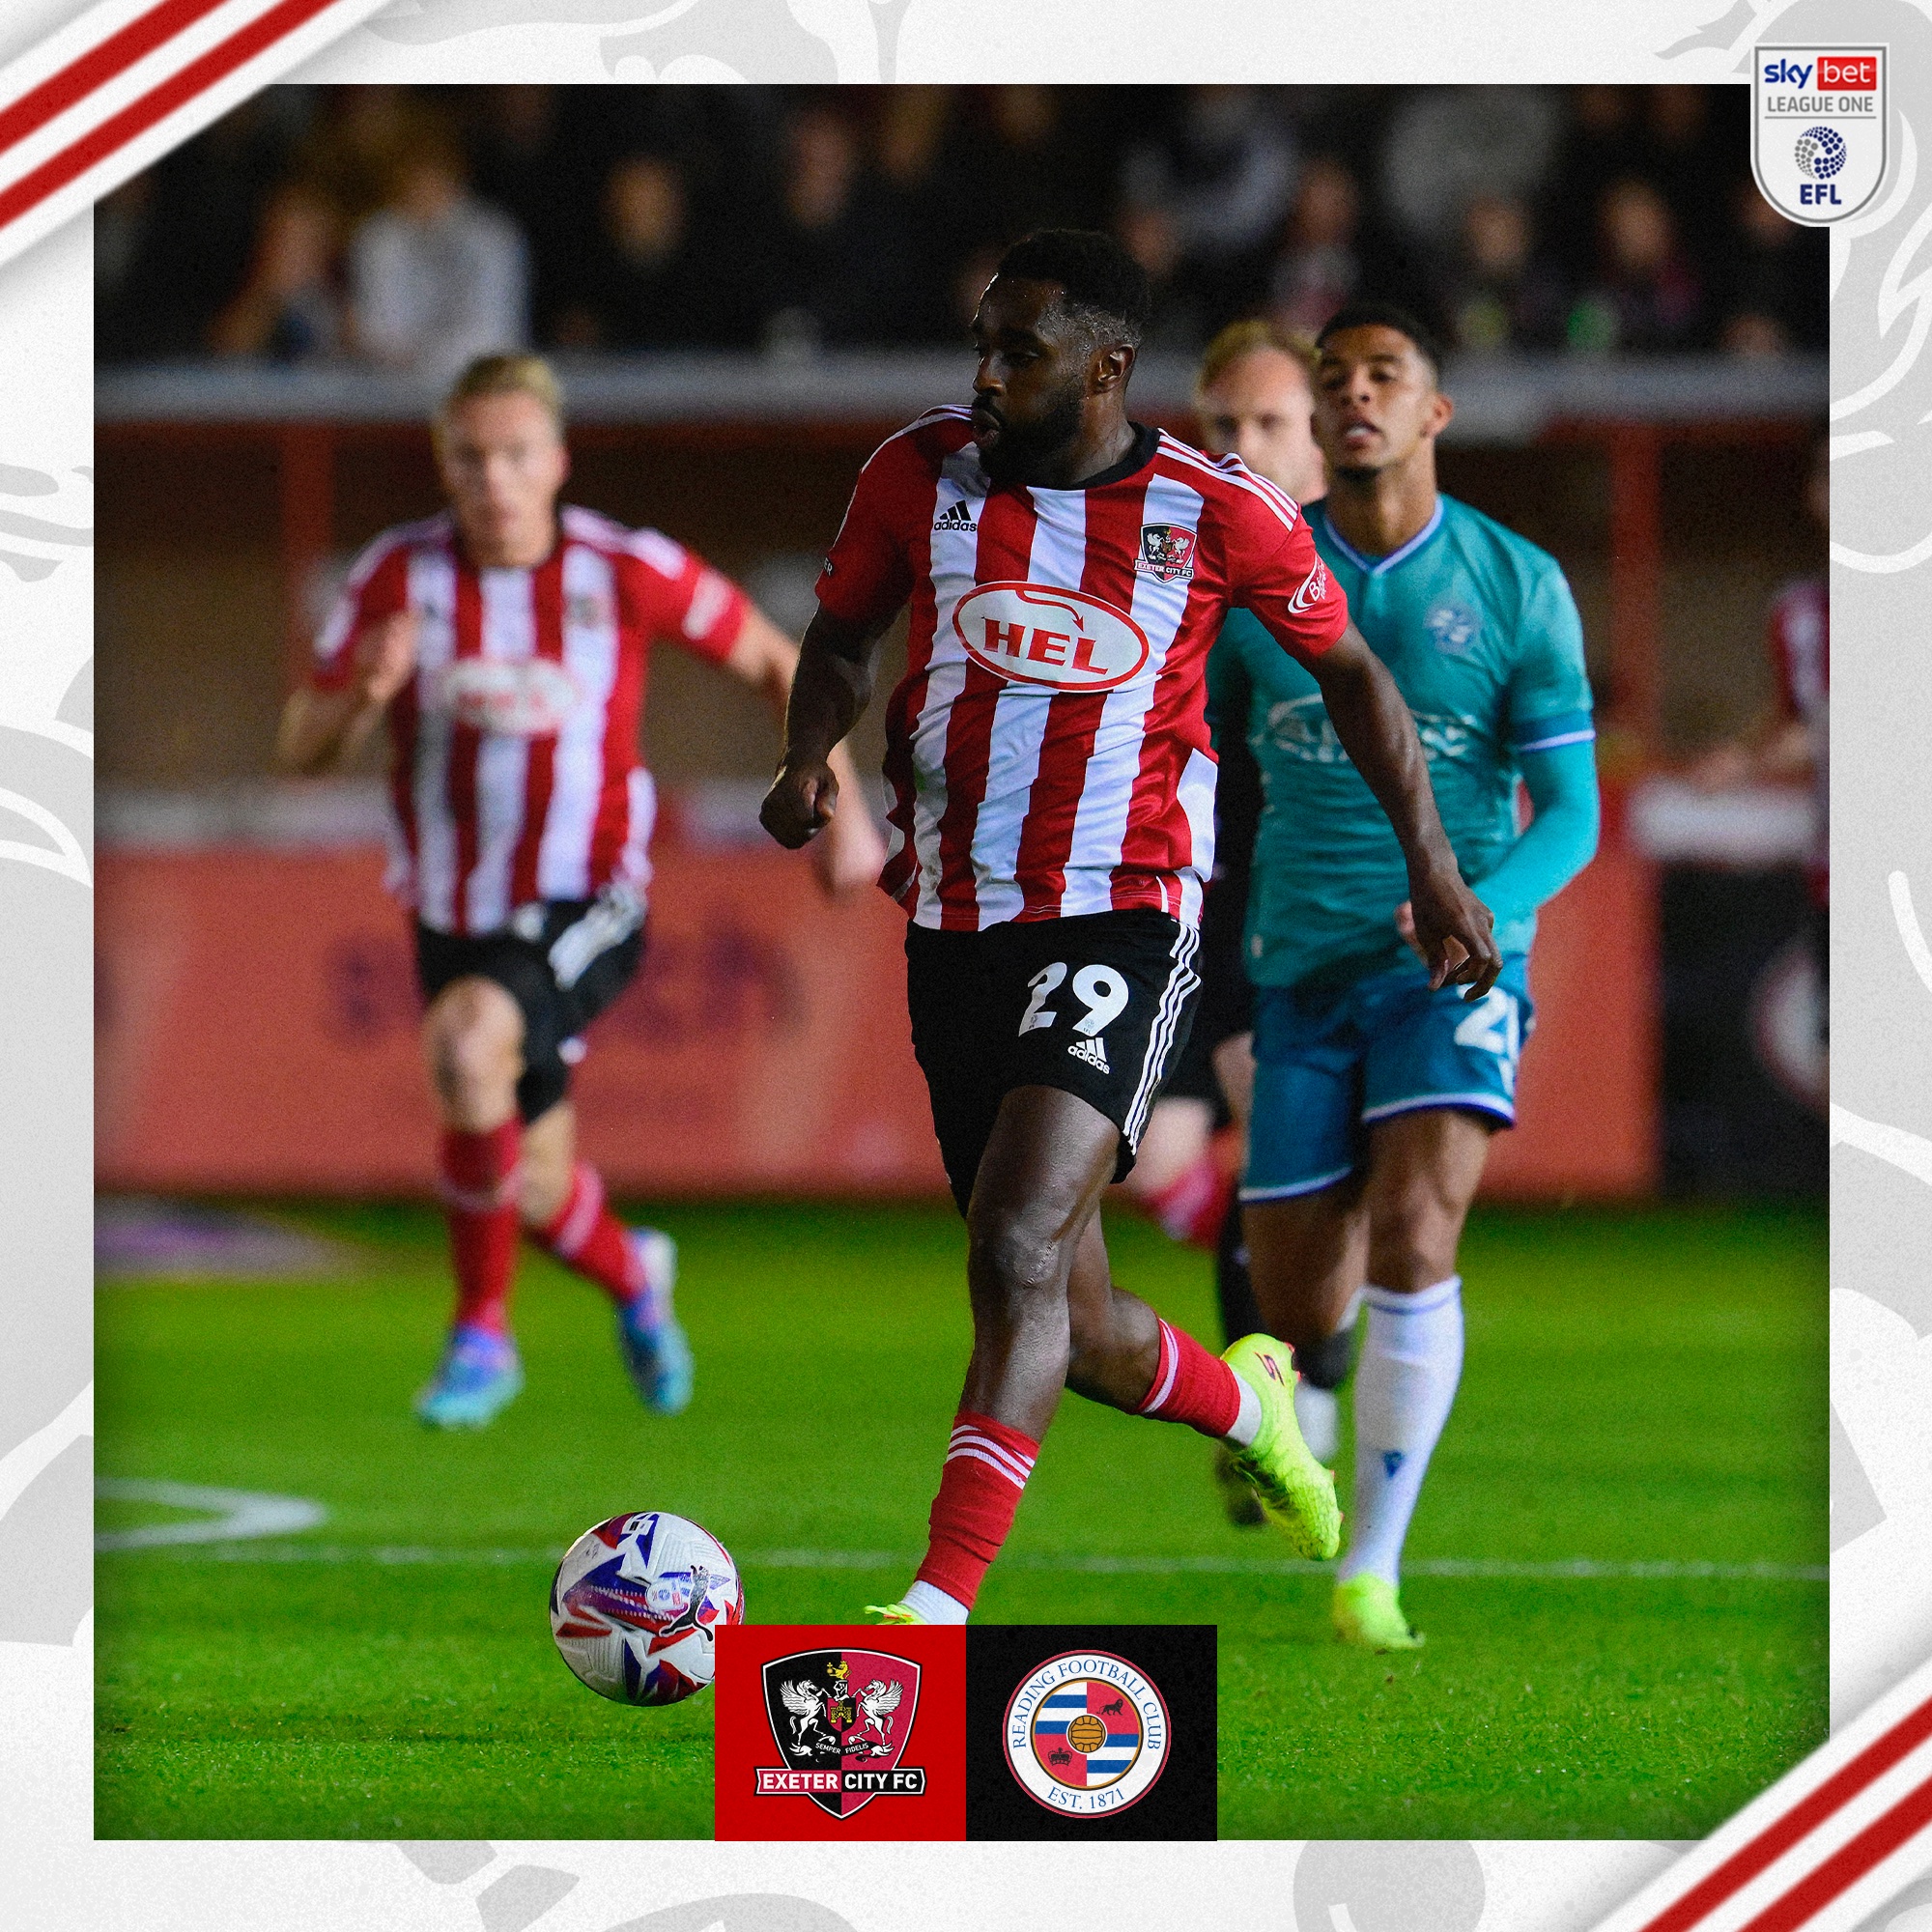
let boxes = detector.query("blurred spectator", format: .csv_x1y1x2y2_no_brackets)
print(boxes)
553,156,730,351
1440,192,1568,353
297,86,426,225
1719,181,1830,355
967,86,1110,251
209,183,345,361
1567,178,1702,353
1546,85,1639,281
350,134,527,380
1382,86,1560,254
873,87,971,341
757,102,915,351
1266,156,1364,335
1121,86,1297,321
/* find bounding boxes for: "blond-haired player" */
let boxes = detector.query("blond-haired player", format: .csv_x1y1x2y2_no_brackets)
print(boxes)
280,353,884,1426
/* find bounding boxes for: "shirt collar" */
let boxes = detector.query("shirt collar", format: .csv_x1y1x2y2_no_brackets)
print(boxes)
1316,497,1444,578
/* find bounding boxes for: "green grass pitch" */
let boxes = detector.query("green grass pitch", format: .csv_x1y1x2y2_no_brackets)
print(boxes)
96,1199,1826,1839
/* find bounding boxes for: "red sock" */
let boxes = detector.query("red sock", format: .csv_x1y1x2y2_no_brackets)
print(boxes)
1137,1319,1242,1439
914,1410,1039,1611
439,1122,521,1337
1143,1152,1236,1249
531,1163,643,1308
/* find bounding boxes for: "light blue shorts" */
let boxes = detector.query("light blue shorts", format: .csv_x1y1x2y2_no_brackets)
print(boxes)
1242,953,1534,1202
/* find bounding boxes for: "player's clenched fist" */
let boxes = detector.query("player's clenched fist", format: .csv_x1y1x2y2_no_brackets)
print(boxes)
760,760,838,850
354,609,419,706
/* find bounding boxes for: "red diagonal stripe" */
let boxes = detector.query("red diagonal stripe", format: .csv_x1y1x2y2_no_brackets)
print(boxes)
0,0,345,234
1738,1768,1932,1932
1640,1697,1932,1932
0,0,234,157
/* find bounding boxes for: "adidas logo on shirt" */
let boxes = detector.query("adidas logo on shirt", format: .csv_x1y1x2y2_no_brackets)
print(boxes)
1067,1034,1111,1073
932,500,978,532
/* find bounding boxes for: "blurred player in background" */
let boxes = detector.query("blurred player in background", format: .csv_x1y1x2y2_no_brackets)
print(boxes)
278,353,884,1428
761,232,1499,1626
1691,435,1828,1042
1170,320,1335,1527
1213,302,1600,1649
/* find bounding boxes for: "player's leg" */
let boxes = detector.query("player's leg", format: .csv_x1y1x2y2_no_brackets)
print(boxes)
519,1100,691,1415
415,969,527,1426
1243,1181,1368,1460
1333,1106,1492,1649
880,912,1335,1624
1239,980,1374,1461
514,893,688,1413
1333,957,1527,1647
1118,1094,1227,1247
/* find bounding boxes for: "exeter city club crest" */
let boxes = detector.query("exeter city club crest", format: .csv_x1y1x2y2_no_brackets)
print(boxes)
756,1648,926,1818
1752,44,1887,224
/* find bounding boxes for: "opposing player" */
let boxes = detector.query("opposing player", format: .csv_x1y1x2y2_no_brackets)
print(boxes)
1125,321,1326,1259
759,232,1499,1626
1178,322,1344,1523
278,353,883,1429
1212,301,1600,1649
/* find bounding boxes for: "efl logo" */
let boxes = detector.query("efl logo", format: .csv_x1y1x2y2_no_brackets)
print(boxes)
1753,43,1887,224
952,582,1151,693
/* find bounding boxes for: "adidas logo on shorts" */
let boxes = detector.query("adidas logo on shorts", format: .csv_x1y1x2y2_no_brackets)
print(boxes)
1067,1034,1110,1073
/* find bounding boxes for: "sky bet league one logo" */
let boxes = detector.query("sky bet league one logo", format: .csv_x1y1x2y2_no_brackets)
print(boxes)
1753,46,1887,224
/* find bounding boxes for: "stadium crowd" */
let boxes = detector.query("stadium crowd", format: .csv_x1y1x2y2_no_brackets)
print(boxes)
98,83,1826,377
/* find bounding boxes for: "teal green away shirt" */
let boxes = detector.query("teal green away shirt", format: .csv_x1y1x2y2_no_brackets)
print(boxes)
1208,493,1598,989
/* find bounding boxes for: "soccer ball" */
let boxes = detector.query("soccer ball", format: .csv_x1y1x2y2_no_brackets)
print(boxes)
549,1510,744,1706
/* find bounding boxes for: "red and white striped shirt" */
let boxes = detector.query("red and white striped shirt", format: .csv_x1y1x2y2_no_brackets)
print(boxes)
1768,575,1828,904
313,504,747,935
816,409,1350,930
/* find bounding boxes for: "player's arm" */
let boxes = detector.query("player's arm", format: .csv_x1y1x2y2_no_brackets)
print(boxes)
1304,622,1502,998
1467,737,1600,929
722,604,886,893
274,608,417,775
759,606,895,850
759,428,914,853
1454,563,1599,930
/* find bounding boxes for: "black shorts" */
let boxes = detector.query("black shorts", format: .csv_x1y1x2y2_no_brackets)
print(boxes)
415,891,645,1122
905,908,1203,1214
1160,868,1253,1109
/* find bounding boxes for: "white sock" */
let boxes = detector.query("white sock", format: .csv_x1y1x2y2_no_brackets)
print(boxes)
1293,1380,1340,1464
1338,1276,1463,1586
901,1578,970,1625
1224,1372,1263,1448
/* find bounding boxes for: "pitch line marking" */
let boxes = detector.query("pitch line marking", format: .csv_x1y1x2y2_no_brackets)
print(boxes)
101,1539,1827,1582
94,1477,327,1549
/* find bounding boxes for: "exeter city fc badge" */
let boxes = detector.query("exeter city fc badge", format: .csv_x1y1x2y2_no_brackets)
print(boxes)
1753,44,1887,225
756,1649,926,1818
1003,1650,1172,1816
1137,523,1197,582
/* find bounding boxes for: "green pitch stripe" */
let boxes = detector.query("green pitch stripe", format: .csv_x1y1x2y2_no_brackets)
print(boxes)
101,1541,1827,1582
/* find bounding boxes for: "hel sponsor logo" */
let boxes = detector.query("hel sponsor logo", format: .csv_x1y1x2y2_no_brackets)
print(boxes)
437,657,582,736
1003,1649,1172,1816
1137,523,1198,582
757,1648,925,1819
953,582,1151,693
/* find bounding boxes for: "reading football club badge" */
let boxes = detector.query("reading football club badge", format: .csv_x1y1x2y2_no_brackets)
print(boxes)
1003,1649,1171,1816
1752,45,1887,224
